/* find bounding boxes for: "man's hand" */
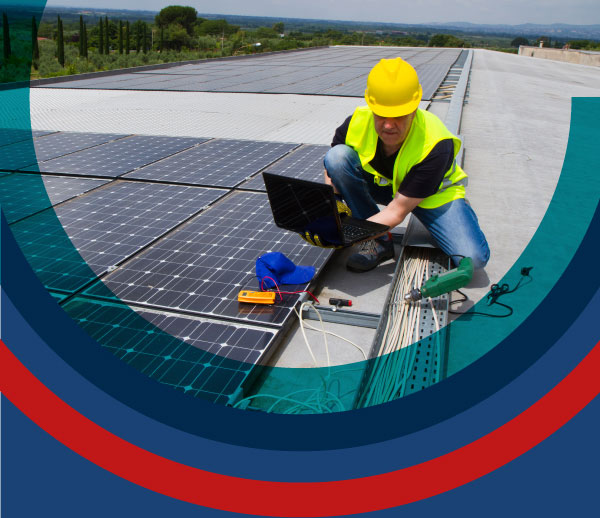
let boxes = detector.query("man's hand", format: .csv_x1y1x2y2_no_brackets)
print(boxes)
299,200,352,249
301,231,343,249
368,193,423,229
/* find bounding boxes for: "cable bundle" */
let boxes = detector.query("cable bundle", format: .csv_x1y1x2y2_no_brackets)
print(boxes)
359,248,442,407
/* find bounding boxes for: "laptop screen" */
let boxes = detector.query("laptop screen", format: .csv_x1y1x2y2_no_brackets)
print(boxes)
263,173,343,245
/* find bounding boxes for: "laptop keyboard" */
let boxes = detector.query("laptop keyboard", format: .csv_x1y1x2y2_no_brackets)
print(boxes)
342,223,376,242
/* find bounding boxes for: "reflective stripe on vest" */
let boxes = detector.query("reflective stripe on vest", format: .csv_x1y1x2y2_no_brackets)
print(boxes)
345,107,468,209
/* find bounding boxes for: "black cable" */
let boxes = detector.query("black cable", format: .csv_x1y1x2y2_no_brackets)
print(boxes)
449,267,533,318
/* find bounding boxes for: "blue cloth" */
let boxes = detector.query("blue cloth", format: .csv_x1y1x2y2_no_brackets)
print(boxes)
256,252,315,289
324,144,490,269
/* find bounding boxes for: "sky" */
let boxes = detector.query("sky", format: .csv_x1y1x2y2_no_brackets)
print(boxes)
44,0,600,26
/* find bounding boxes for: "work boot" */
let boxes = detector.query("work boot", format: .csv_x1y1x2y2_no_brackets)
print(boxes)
346,234,394,272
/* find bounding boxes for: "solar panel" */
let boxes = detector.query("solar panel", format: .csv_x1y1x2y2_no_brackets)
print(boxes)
239,145,329,191
27,135,207,177
0,174,108,223
85,190,331,326
11,181,226,293
125,139,298,187
62,297,278,405
0,131,129,171
0,128,57,147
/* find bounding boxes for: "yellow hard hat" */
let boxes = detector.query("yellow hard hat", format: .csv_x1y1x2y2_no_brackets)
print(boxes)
364,58,423,117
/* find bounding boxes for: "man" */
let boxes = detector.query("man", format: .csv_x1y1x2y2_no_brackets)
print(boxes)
305,57,490,273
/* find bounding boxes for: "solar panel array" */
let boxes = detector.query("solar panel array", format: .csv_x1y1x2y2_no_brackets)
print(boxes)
6,129,334,405
36,46,462,100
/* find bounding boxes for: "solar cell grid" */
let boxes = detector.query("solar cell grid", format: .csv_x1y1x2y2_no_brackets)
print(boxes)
0,174,108,223
85,191,331,326
239,145,329,191
29,135,206,177
11,181,226,293
125,139,298,187
62,298,277,404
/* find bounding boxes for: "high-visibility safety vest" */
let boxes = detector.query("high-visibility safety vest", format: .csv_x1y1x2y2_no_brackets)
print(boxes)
345,106,468,209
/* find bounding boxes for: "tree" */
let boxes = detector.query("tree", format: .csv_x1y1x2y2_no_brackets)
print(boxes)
198,19,238,37
98,18,104,54
3,12,11,60
118,20,123,54
159,26,164,51
428,33,466,47
83,21,88,58
32,16,39,65
125,21,130,54
56,15,65,67
135,20,142,53
155,5,197,36
511,36,529,47
104,16,109,54
79,15,85,56
142,22,148,53
273,22,284,34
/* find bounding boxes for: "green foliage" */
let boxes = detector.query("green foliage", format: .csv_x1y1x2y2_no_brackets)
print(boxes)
272,22,284,34
567,39,600,50
155,5,197,36
3,12,11,60
197,19,238,37
56,15,64,66
118,20,123,54
32,16,39,67
125,21,130,54
511,36,529,47
428,33,468,47
104,17,109,54
98,18,103,54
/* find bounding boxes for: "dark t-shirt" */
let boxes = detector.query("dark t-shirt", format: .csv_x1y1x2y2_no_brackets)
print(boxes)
331,115,455,199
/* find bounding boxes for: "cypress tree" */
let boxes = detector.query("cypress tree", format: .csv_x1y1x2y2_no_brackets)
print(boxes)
125,21,130,54
159,27,164,52
57,16,64,67
135,21,141,53
104,16,109,54
3,12,11,60
142,22,148,54
98,18,103,54
79,15,83,56
118,20,123,54
83,21,88,58
32,16,40,63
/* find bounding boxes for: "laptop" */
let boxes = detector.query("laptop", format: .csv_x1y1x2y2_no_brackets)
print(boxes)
262,172,390,246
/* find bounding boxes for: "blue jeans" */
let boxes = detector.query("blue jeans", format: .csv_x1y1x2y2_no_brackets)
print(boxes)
324,144,490,269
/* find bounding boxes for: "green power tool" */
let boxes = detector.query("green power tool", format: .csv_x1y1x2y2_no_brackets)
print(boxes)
404,257,474,302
